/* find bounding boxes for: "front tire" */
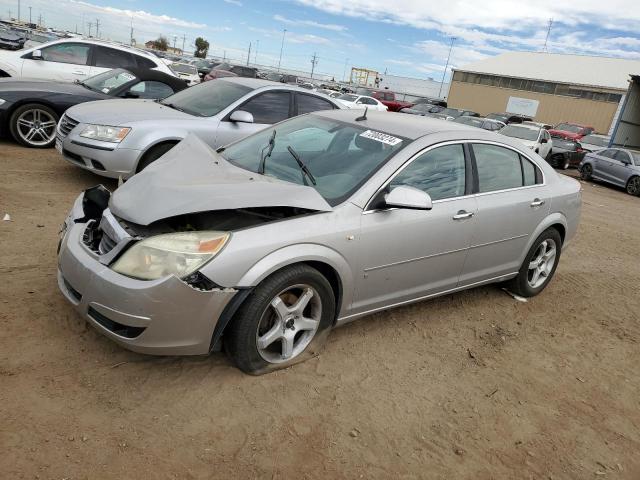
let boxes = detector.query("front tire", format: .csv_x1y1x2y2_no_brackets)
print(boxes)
9,103,59,148
507,228,562,298
580,163,593,180
626,176,640,196
226,265,335,375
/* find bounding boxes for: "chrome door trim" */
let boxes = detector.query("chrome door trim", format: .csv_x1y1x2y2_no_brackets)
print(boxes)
363,139,547,213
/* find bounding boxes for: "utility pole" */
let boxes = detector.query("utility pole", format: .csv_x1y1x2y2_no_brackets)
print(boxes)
254,39,259,64
87,21,92,37
310,52,318,79
438,36,456,99
95,18,100,38
7,9,11,21
130,17,134,45
223,50,226,61
172,35,177,50
17,0,20,23
543,18,553,52
277,28,286,71
342,58,349,82
28,6,31,24
181,34,186,54
246,42,251,66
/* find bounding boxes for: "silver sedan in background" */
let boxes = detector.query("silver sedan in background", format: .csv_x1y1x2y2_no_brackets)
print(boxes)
55,77,342,178
580,147,640,195
57,111,582,374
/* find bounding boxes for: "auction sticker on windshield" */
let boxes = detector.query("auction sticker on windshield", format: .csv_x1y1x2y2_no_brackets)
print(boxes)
359,130,402,146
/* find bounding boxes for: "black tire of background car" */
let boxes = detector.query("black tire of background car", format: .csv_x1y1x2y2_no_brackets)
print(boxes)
225,264,335,375
580,163,593,180
136,142,178,172
626,176,640,196
9,103,59,148
507,227,562,298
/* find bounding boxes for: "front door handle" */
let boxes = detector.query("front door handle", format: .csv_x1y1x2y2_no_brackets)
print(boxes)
530,198,545,207
453,210,474,220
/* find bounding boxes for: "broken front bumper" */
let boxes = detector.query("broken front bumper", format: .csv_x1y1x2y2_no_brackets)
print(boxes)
57,192,237,355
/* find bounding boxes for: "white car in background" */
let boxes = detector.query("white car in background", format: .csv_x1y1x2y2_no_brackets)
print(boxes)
0,38,175,82
499,123,553,159
169,62,200,86
336,93,388,111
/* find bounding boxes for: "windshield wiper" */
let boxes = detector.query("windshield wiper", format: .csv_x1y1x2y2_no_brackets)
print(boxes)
287,146,316,186
161,102,190,114
258,129,276,174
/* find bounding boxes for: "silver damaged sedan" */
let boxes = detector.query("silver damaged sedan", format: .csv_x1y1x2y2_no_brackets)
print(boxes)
57,110,582,374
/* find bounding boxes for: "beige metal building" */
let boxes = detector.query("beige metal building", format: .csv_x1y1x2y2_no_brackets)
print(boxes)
448,52,640,133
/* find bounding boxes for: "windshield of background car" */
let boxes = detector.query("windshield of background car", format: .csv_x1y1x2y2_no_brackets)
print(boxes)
160,80,251,117
631,152,640,166
551,137,578,150
581,135,609,147
171,63,197,74
440,108,463,118
410,104,433,112
266,73,282,81
221,115,408,206
501,125,539,141
83,69,137,94
454,117,483,127
486,113,507,122
338,94,358,102
555,123,582,133
214,63,232,71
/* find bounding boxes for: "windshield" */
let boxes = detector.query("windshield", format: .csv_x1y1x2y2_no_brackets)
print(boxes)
454,116,483,127
338,94,358,102
160,80,251,117
438,108,463,118
580,135,609,146
500,125,540,141
82,69,138,94
410,104,434,112
632,152,640,166
171,63,197,74
551,137,578,150
214,63,232,71
266,73,282,81
486,113,507,122
555,123,582,133
221,115,407,206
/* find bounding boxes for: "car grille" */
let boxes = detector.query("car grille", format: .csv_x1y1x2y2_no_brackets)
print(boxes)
57,114,79,139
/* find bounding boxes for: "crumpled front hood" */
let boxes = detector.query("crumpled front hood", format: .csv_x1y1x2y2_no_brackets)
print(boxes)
109,134,333,225
66,98,192,125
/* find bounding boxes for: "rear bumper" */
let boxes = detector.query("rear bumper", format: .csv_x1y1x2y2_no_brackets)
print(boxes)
57,196,238,355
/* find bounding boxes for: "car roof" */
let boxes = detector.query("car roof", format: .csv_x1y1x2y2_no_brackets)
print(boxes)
312,109,480,140
34,37,160,59
221,77,280,88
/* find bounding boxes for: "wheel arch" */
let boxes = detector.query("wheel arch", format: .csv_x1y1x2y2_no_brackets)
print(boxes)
134,137,183,172
519,213,568,265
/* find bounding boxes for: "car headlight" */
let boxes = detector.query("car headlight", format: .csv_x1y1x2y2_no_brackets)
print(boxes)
111,231,230,280
79,124,131,143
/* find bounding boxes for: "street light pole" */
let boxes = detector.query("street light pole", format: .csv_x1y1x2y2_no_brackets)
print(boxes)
342,58,349,82
277,28,286,72
438,36,456,99
28,6,31,24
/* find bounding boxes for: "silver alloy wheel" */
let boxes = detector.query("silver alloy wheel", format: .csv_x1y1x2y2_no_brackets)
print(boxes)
527,239,557,289
16,108,57,146
627,177,640,196
256,284,322,364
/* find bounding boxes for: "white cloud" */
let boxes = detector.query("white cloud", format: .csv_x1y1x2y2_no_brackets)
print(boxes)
273,14,347,32
249,26,331,45
223,0,242,6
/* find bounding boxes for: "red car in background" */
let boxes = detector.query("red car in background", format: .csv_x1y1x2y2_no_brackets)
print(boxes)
356,88,414,112
548,122,595,141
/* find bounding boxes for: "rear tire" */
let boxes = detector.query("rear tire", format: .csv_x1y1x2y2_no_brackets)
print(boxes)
136,142,177,172
507,228,562,298
225,265,335,375
626,176,640,196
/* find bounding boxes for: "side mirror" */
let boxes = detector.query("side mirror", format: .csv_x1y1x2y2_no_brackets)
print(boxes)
384,186,433,210
540,138,548,144
229,110,254,124
31,49,43,60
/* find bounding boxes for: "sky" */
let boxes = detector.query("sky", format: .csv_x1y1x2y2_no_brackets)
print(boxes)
2,0,640,81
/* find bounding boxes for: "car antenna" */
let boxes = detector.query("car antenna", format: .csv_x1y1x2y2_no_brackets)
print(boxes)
355,107,368,122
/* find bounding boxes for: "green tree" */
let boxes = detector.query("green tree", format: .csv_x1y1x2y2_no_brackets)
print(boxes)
194,37,210,58
151,36,168,51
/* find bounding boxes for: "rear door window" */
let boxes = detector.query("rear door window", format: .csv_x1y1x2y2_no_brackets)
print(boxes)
93,46,137,69
136,55,157,69
473,144,523,192
296,93,335,114
128,81,174,99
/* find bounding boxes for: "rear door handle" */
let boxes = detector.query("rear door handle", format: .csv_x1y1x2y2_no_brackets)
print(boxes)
453,210,474,220
530,198,545,207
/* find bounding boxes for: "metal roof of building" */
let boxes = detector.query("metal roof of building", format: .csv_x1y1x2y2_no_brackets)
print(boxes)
455,52,640,90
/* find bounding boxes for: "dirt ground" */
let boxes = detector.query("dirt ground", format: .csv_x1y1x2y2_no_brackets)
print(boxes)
1,140,639,480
